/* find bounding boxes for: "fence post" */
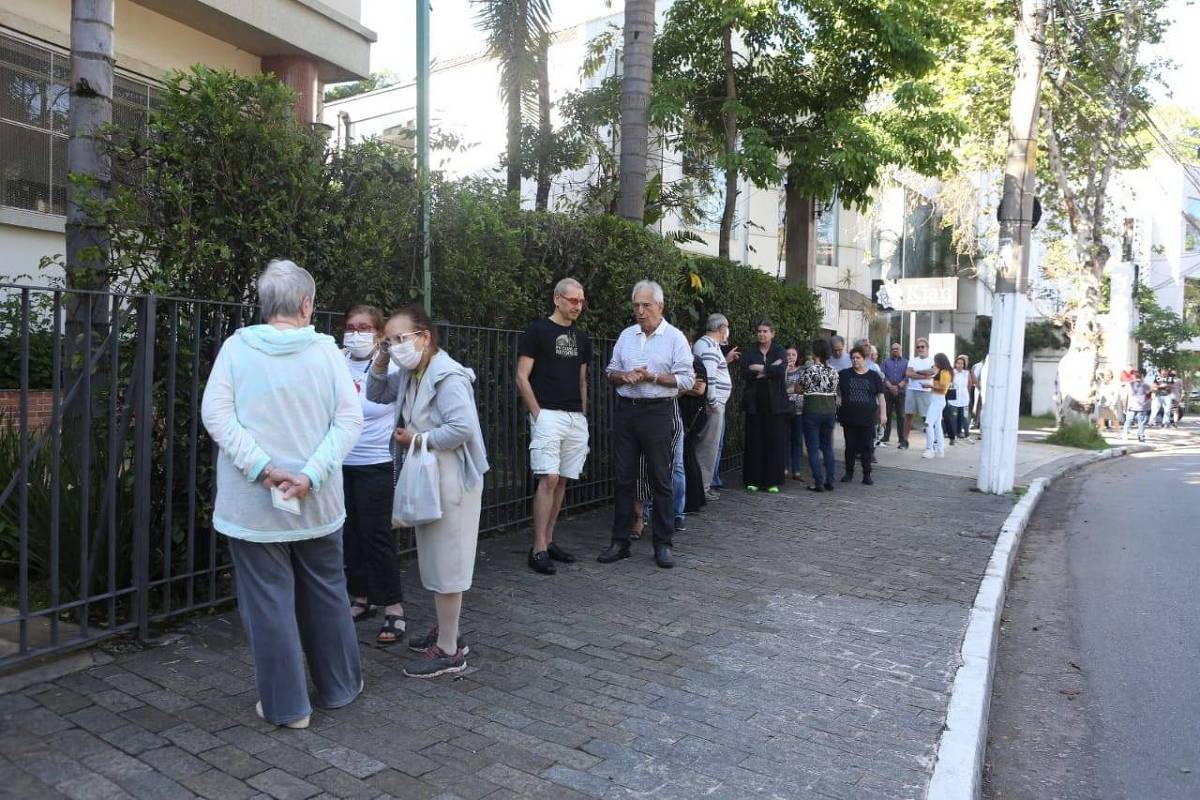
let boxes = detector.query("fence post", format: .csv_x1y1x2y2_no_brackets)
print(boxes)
133,295,156,640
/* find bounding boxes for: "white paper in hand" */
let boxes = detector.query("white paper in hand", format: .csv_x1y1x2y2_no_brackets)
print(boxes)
271,486,301,516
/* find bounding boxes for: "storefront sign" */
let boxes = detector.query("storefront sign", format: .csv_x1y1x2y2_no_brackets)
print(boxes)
875,277,958,311
816,287,840,330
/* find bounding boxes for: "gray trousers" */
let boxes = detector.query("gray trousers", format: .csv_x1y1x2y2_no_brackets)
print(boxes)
228,531,362,725
695,401,726,492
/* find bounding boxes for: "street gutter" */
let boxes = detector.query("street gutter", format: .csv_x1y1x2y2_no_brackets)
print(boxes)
926,444,1148,800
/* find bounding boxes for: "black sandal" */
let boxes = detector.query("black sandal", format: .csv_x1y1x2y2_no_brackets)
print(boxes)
350,599,376,622
377,614,407,646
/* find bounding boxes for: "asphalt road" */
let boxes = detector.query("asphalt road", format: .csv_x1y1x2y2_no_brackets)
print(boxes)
985,427,1200,799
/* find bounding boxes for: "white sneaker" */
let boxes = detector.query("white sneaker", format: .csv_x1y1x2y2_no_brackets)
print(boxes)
877,441,889,448
921,450,935,459
255,701,310,729
936,450,945,458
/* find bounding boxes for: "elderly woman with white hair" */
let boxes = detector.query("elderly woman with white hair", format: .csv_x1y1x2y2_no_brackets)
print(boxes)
201,259,364,729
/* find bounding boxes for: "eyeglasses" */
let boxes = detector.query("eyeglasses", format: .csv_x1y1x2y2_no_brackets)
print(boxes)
345,323,377,333
558,296,585,307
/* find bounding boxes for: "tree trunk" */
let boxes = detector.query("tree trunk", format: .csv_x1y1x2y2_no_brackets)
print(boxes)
535,33,551,212
616,0,656,223
65,0,114,420
67,0,113,292
718,24,738,260
783,177,816,289
506,76,522,195
1056,257,1107,425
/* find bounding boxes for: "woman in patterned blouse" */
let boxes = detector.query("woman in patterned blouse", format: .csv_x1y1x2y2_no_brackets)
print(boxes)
799,339,839,492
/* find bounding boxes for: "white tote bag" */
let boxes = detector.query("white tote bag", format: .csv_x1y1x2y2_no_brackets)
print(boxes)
391,435,442,528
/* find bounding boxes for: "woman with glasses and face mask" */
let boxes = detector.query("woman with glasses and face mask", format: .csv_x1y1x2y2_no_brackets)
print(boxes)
368,305,489,678
340,305,408,646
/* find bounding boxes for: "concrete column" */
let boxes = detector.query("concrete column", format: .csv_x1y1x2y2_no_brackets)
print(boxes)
261,55,320,125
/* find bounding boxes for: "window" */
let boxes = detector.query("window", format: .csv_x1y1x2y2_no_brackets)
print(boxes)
1185,197,1200,253
681,151,722,234
1,31,156,216
1185,277,1200,329
816,201,838,266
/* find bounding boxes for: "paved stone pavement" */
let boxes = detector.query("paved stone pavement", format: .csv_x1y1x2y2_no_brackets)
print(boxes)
1,466,1015,800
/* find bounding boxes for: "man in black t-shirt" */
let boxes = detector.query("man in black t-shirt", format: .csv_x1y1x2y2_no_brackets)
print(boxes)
517,278,593,575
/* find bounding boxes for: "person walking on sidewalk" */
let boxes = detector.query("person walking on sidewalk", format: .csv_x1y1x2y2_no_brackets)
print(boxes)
923,353,953,459
201,259,364,730
598,281,695,570
516,278,592,576
1122,370,1151,442
828,335,852,371
340,304,408,645
369,305,490,678
880,342,908,448
784,344,806,480
837,346,885,485
1150,369,1176,427
741,319,789,493
693,314,738,500
905,338,937,447
800,338,839,492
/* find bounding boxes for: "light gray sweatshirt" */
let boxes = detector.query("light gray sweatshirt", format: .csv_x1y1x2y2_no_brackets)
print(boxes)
367,349,489,490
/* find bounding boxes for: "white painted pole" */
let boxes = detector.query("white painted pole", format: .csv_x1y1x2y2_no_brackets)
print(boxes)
978,0,1047,494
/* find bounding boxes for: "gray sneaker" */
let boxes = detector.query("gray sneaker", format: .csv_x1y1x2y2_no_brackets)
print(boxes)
403,645,467,678
408,626,468,655
705,489,720,501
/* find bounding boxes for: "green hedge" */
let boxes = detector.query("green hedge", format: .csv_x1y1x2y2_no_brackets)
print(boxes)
8,66,820,350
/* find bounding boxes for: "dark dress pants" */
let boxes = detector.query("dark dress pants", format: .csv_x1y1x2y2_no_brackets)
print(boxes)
611,399,677,548
842,424,874,476
882,390,906,444
743,410,787,489
342,462,403,606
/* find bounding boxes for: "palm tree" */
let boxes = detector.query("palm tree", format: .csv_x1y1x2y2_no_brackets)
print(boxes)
617,0,656,222
473,0,552,195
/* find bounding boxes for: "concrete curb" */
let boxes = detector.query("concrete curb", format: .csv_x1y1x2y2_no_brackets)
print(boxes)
926,444,1145,800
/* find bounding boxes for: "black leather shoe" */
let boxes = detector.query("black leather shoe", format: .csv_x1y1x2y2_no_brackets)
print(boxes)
597,542,631,563
654,545,674,569
546,542,576,563
528,549,556,575
862,474,874,485
840,473,853,483
824,483,834,491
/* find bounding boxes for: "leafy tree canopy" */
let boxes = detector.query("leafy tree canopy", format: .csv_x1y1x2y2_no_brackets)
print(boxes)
324,71,401,102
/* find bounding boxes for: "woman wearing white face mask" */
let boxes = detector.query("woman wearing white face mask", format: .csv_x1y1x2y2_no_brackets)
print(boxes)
341,305,407,645
367,305,489,677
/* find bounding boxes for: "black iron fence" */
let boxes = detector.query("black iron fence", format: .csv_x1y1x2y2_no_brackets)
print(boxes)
0,283,742,668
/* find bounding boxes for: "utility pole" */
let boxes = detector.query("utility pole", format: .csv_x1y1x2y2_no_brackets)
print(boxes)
416,0,432,314
977,0,1048,494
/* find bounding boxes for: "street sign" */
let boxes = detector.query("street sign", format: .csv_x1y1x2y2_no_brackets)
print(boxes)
875,277,959,311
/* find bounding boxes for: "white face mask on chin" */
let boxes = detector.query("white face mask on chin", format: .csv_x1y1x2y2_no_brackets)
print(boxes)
343,332,375,358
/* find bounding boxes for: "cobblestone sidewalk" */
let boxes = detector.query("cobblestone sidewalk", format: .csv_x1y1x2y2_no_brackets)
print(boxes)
1,467,1013,800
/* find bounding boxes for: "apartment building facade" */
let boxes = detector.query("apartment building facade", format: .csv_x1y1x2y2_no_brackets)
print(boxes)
1,0,376,283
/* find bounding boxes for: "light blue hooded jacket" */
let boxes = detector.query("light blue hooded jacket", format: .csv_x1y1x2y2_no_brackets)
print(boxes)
201,325,363,542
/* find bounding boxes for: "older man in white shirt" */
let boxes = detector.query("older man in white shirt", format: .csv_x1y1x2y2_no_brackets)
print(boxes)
598,280,695,569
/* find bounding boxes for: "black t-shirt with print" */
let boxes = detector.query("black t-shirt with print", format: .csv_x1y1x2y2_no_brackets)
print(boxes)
837,368,884,427
518,318,593,412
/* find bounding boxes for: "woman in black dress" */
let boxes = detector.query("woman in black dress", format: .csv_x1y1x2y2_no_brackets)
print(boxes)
741,319,789,493
837,345,886,485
